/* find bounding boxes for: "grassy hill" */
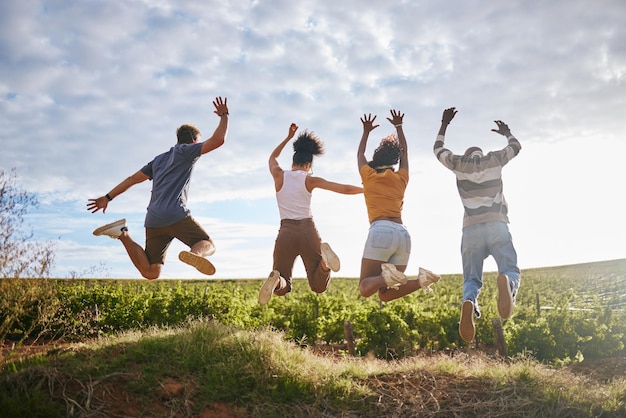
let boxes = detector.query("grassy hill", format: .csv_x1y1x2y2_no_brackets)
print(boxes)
1,259,625,417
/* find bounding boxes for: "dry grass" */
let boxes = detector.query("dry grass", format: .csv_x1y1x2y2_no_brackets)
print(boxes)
2,322,625,417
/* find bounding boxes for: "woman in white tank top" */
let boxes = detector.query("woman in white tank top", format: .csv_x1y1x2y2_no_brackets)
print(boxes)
258,123,363,305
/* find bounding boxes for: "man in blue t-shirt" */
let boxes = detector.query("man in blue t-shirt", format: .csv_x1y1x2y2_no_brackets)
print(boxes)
87,97,229,279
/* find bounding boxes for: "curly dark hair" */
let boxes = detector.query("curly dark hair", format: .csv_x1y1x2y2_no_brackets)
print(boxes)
368,134,401,169
176,124,201,144
292,130,325,166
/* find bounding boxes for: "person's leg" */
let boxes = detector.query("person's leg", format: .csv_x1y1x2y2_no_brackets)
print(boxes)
460,224,488,317
174,217,216,275
93,219,164,280
189,239,216,257
120,228,166,280
359,259,422,301
359,221,397,297
272,220,300,296
359,258,387,297
488,222,520,318
488,222,521,297
459,300,475,342
378,224,425,301
359,221,422,301
299,219,332,294
458,224,488,342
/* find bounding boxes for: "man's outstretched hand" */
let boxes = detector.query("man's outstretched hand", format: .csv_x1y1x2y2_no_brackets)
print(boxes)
491,120,512,137
441,107,457,125
87,196,108,214
213,96,229,117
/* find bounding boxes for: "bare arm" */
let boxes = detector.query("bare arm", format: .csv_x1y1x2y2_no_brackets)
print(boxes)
87,170,150,214
357,113,379,169
200,96,229,155
386,109,407,170
438,107,457,136
269,123,298,191
307,176,363,194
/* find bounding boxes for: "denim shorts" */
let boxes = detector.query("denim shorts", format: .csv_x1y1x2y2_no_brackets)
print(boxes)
362,220,411,265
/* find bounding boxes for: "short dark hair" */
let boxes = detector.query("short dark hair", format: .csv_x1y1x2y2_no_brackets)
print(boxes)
292,130,324,166
368,134,401,169
176,124,201,144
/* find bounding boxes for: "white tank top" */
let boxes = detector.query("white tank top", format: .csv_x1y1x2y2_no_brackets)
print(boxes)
276,170,313,220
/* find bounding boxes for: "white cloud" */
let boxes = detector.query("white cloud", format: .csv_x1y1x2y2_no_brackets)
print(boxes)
2,0,625,280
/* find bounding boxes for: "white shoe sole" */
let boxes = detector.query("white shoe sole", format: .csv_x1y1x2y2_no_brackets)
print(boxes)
92,218,126,238
459,300,475,342
497,274,514,319
178,251,216,276
320,243,340,272
259,270,280,305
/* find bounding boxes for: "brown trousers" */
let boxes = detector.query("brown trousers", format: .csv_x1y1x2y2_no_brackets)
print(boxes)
273,218,330,295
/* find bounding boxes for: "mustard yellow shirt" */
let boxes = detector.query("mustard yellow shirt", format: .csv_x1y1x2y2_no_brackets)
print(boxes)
360,165,409,223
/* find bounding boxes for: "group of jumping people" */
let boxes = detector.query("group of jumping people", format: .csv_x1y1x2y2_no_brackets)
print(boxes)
87,97,522,342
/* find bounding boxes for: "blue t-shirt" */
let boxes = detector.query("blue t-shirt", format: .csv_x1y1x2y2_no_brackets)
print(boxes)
140,142,203,227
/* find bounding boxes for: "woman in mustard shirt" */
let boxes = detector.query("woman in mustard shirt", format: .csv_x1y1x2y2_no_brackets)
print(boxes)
357,110,439,302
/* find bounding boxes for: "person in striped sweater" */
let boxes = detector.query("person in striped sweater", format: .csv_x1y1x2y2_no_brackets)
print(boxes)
434,107,522,343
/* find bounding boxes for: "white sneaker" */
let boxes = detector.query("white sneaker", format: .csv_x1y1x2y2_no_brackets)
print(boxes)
381,263,407,290
418,267,441,293
178,251,216,276
93,219,126,239
459,300,476,343
320,242,340,272
259,270,280,305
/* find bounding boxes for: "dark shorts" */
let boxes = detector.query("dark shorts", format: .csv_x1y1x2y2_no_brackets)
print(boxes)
145,216,211,265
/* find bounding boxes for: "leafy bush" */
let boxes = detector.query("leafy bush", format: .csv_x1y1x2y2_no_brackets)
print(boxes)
1,260,625,365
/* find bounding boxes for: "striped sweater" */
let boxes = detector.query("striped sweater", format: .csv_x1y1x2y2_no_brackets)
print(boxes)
434,134,521,228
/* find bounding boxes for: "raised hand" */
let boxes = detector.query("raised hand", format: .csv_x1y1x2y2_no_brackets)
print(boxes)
441,107,457,125
387,109,404,126
360,113,379,133
213,96,229,117
491,120,512,137
288,123,298,139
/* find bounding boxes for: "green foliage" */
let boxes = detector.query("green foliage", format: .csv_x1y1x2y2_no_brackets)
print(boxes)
1,259,625,366
0,168,55,279
351,304,414,359
507,290,625,362
0,370,65,418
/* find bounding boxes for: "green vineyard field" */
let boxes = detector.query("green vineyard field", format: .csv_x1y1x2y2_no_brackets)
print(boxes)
2,258,625,363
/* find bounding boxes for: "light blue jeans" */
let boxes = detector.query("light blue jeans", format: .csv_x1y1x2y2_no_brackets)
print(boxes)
461,221,520,317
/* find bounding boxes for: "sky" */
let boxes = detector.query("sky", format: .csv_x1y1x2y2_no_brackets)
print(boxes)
1,0,625,280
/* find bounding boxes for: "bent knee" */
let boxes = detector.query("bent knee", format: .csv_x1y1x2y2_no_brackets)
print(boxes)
377,290,394,302
359,283,372,298
310,284,328,294
141,264,162,280
142,272,160,280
